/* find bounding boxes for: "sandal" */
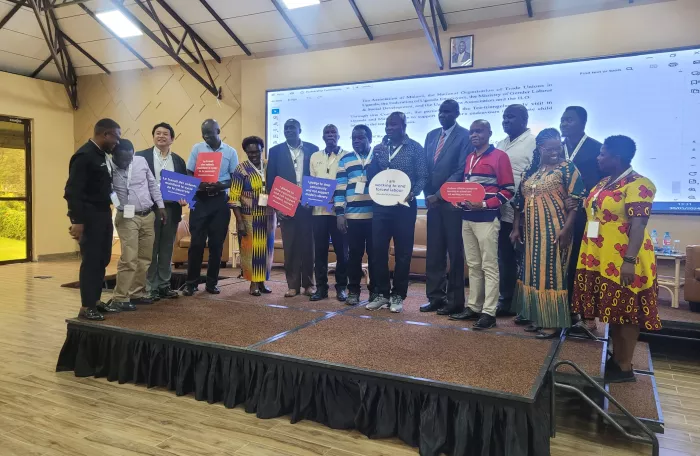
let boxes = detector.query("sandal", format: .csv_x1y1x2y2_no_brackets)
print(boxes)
536,329,562,340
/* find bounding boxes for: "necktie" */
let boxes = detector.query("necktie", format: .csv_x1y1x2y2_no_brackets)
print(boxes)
434,132,446,163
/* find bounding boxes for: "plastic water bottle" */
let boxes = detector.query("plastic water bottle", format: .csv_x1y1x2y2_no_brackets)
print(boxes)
663,232,672,254
650,230,658,250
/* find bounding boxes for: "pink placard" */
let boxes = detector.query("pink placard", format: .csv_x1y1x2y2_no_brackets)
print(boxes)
440,182,486,203
193,152,222,183
268,176,302,217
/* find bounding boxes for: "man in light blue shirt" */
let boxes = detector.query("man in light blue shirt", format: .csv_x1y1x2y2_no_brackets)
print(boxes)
182,119,239,296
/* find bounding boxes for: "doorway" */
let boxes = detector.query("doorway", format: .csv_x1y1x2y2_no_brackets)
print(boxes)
0,116,32,264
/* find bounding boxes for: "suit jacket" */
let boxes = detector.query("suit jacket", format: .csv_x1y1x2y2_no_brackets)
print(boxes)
568,136,604,195
266,141,319,195
423,123,473,205
136,147,188,223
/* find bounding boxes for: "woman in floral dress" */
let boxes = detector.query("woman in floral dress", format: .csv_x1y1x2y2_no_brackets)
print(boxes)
572,135,661,383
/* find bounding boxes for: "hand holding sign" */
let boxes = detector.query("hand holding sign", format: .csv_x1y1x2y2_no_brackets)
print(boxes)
440,182,486,204
301,176,337,212
194,152,222,183
160,170,201,205
369,169,411,206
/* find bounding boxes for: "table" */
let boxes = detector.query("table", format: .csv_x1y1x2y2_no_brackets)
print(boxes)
656,253,686,309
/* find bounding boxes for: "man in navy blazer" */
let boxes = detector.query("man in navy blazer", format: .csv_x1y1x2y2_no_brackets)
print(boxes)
136,122,188,301
266,119,319,297
420,100,473,316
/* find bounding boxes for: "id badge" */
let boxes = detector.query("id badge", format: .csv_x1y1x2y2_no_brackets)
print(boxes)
110,192,120,207
355,181,366,194
587,221,600,239
123,204,136,219
258,194,268,206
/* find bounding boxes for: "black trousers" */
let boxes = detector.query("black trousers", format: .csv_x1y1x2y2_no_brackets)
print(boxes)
313,215,348,291
426,204,465,308
78,209,113,309
347,219,374,295
186,193,231,288
372,202,417,299
498,220,518,311
280,205,315,291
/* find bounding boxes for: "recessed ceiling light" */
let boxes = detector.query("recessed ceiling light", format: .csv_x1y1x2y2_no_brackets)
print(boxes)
96,10,142,38
282,0,320,9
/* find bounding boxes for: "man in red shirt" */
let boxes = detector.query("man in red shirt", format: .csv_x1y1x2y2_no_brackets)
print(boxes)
450,120,515,329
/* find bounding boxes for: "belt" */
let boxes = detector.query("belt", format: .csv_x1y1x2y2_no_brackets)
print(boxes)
118,208,152,217
196,190,225,197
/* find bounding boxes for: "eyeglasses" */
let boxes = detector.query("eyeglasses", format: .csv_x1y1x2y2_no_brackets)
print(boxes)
540,145,563,154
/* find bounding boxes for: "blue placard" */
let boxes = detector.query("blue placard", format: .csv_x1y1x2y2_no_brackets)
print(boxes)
301,176,337,212
160,170,201,205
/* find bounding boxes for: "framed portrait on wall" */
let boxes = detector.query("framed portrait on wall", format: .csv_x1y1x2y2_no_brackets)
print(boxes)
450,35,473,69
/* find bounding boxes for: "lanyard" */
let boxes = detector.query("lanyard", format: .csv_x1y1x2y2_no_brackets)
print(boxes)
353,150,372,169
288,142,303,166
250,160,265,186
388,144,403,163
105,156,112,177
564,135,588,161
465,153,484,180
154,148,171,172
325,150,338,173
590,167,633,216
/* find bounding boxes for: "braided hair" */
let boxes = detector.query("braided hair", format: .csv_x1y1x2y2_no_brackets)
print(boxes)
522,128,561,182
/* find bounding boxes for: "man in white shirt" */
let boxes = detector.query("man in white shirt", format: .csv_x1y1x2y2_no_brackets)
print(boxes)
495,105,535,318
137,122,188,301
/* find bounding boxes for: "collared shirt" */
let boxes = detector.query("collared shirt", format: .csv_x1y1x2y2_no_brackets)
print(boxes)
310,147,344,216
441,122,457,142
287,141,305,185
462,145,515,222
112,156,165,212
335,149,373,220
187,141,238,183
153,146,174,182
496,129,535,223
64,140,113,223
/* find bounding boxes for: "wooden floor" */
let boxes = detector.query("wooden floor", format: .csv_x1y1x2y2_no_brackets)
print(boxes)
1,261,699,456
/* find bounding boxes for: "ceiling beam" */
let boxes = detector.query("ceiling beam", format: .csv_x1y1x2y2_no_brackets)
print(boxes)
435,0,447,31
153,0,223,63
525,0,533,17
412,0,443,70
198,0,251,56
30,55,51,78
348,0,372,41
270,0,308,49
60,32,111,75
79,4,154,70
132,0,200,64
0,0,25,31
106,0,221,98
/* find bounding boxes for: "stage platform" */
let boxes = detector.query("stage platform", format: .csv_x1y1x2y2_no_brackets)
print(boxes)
55,274,664,455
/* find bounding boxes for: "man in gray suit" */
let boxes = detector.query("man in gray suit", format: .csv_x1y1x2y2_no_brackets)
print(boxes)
420,100,473,315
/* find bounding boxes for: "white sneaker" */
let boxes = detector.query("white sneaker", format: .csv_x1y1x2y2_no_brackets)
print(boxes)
389,295,403,313
366,295,389,310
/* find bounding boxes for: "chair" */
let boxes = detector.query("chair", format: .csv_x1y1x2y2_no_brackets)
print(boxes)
172,211,230,268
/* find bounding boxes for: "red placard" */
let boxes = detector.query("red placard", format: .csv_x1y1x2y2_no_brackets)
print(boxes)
193,152,222,183
268,176,302,217
440,182,486,203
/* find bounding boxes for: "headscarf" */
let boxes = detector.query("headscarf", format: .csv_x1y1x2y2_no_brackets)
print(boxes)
522,128,561,182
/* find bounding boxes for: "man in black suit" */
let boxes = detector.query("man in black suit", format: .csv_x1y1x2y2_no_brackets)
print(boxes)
560,106,604,301
420,100,472,315
266,119,319,297
136,122,188,301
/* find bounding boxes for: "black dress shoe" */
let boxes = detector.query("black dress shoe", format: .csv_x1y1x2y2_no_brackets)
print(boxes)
259,284,272,294
420,300,446,313
148,291,162,302
159,287,179,299
605,367,636,384
120,302,137,311
449,307,480,320
97,301,121,313
182,284,197,296
310,289,328,301
205,286,221,294
132,296,154,305
473,314,497,330
79,308,104,321
513,315,531,325
496,307,516,317
536,329,561,340
438,305,463,316
336,289,348,302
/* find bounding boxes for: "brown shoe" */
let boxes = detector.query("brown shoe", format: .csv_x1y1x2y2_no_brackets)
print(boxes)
284,289,299,298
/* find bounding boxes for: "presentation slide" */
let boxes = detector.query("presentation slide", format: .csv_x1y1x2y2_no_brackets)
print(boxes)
266,46,700,214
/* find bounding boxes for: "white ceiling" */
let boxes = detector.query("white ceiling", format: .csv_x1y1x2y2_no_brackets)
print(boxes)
0,0,657,82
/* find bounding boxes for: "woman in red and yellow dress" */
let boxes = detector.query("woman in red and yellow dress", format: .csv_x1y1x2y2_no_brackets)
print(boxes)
572,135,661,384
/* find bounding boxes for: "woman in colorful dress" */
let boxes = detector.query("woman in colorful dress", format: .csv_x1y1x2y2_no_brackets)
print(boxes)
229,136,276,296
510,129,586,339
572,135,661,383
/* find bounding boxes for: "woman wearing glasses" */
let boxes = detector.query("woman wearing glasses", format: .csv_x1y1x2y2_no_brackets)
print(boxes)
510,128,586,338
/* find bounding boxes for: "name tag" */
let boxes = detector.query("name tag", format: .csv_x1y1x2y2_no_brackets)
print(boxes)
355,181,366,194
587,221,600,239
258,194,268,206
110,192,120,207
123,204,136,219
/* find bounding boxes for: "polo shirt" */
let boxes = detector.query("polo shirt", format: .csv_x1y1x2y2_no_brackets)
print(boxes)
334,149,373,220
187,141,238,184
462,145,515,222
496,129,535,223
310,148,344,216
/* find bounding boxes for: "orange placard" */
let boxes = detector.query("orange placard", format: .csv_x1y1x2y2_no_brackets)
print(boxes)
440,182,486,203
193,152,222,183
268,176,302,217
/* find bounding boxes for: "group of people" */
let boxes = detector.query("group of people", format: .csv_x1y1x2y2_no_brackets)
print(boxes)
65,100,662,384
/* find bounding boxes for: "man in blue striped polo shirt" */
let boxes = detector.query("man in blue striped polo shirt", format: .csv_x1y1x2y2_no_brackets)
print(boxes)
334,125,375,306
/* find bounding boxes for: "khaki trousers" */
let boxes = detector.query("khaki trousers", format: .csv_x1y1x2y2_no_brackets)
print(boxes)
462,218,500,317
113,211,155,302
